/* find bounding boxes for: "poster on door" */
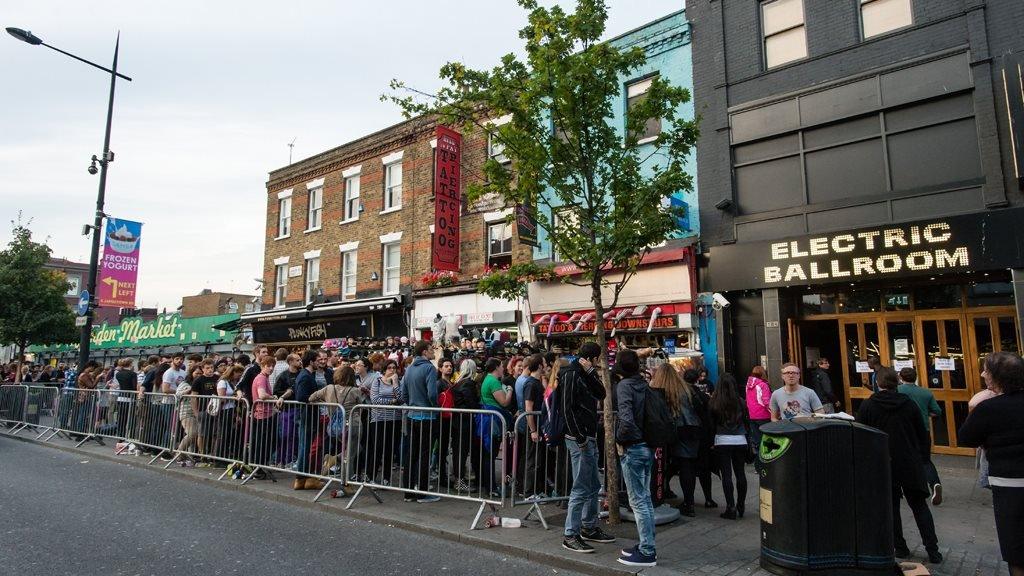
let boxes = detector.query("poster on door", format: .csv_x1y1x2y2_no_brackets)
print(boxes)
893,359,914,372
893,338,910,356
934,357,956,371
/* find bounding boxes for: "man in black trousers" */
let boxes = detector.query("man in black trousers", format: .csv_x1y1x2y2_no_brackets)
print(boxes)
857,367,942,564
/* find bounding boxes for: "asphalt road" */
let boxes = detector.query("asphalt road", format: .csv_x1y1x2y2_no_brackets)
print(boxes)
0,436,578,576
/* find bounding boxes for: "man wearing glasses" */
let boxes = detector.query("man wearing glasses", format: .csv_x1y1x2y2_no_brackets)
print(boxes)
770,363,825,421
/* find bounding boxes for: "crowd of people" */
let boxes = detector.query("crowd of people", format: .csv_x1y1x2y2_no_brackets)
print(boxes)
4,340,1022,574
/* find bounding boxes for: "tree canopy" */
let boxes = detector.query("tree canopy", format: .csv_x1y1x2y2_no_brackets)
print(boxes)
387,0,698,521
0,223,77,379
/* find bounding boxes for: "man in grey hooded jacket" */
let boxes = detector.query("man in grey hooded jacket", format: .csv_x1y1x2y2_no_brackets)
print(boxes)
399,341,440,502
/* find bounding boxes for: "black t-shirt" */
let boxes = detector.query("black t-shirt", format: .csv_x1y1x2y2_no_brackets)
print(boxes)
114,369,137,392
191,374,218,397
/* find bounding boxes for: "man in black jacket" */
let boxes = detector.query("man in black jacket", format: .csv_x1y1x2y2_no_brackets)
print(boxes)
560,342,615,554
857,367,942,564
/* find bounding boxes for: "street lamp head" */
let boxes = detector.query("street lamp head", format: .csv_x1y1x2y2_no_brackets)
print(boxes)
6,27,43,45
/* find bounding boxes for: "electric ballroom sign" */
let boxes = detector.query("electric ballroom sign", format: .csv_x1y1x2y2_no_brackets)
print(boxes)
764,222,968,284
706,209,1024,292
432,126,462,272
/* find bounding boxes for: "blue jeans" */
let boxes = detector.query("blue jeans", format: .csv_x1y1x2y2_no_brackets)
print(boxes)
564,436,600,537
622,443,656,557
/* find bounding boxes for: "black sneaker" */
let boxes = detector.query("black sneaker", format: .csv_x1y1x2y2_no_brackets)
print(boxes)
580,526,616,543
678,503,696,517
894,546,911,558
930,483,943,506
927,550,943,564
562,536,595,553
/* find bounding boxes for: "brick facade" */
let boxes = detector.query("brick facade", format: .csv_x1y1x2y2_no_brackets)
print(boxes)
180,291,256,318
261,116,532,314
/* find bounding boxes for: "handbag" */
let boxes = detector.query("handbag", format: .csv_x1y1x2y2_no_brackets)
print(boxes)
328,387,349,437
207,397,221,416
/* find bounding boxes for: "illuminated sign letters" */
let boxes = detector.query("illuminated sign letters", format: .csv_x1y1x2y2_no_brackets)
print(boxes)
706,208,1024,291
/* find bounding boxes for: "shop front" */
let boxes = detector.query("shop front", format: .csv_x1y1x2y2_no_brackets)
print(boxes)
527,246,699,363
238,295,406,349
706,208,1024,455
30,312,245,364
412,285,527,343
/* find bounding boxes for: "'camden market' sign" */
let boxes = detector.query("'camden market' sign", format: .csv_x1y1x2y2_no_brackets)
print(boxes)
706,208,1024,291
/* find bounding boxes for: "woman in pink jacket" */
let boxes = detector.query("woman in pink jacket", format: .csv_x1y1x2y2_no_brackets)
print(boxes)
745,366,772,452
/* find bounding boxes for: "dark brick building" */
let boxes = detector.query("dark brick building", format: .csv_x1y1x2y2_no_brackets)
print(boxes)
689,0,1024,454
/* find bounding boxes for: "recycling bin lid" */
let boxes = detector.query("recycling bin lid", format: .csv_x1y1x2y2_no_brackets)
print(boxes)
760,416,881,437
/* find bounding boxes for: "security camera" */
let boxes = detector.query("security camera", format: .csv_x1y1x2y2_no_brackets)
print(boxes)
87,162,98,175
712,292,730,310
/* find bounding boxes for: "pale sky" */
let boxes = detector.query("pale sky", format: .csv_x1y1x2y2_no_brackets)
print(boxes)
2,1,685,312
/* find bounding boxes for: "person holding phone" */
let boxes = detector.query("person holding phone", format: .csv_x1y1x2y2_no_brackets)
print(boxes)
560,342,616,554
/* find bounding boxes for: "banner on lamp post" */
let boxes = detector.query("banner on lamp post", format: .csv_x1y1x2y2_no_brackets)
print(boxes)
97,217,142,308
432,126,461,272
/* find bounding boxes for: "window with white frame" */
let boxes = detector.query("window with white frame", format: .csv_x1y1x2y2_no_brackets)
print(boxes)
306,187,322,231
342,250,357,300
487,222,513,268
488,132,508,164
277,197,292,237
762,0,807,69
860,0,912,39
626,77,661,143
274,264,288,307
382,242,401,295
343,175,360,221
304,257,320,304
384,162,402,210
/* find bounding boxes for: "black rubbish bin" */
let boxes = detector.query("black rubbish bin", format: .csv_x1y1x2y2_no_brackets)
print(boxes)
758,417,899,576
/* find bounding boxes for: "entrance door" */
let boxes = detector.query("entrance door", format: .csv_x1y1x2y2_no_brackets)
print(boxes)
840,319,883,415
917,316,970,454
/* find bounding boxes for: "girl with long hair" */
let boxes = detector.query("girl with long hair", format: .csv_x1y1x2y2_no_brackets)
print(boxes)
708,373,749,519
650,363,705,517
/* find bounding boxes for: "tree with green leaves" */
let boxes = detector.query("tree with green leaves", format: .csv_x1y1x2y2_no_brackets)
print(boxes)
387,0,698,522
0,222,77,382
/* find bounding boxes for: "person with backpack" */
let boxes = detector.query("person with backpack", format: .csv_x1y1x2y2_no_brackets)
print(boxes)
709,373,750,520
560,342,616,554
614,349,662,567
310,365,364,475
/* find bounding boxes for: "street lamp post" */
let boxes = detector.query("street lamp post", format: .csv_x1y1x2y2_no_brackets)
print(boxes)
6,27,132,372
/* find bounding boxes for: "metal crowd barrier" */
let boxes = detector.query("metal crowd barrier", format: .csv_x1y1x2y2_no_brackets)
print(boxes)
21,385,61,439
119,391,178,463
0,384,28,434
163,393,251,481
344,404,509,530
509,411,574,529
243,399,346,502
41,387,105,447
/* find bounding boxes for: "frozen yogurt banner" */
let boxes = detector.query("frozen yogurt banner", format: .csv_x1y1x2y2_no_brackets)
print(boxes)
97,217,142,308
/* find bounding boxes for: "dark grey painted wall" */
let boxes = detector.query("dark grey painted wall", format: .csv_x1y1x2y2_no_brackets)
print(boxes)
690,0,1024,249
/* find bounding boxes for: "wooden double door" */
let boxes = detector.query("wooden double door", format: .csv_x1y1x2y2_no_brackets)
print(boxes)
793,308,1019,455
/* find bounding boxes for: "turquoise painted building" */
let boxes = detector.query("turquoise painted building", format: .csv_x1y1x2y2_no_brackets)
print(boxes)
533,9,697,260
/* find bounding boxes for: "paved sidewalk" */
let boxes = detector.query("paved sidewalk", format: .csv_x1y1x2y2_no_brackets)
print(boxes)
0,428,1008,576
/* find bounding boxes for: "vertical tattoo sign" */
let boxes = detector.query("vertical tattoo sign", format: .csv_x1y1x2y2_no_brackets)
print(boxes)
432,126,462,272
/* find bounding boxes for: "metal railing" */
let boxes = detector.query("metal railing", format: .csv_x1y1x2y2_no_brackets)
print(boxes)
0,384,28,434
509,411,574,529
243,399,346,502
22,385,61,439
119,391,178,463
162,393,251,481
344,404,509,530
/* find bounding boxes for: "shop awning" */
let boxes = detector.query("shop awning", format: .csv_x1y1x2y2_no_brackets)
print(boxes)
232,296,403,327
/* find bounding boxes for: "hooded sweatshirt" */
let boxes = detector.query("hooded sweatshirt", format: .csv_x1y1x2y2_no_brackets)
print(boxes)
614,375,647,446
745,376,771,420
400,356,439,421
856,389,931,493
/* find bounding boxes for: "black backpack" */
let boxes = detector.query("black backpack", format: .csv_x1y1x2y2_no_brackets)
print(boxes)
642,387,678,448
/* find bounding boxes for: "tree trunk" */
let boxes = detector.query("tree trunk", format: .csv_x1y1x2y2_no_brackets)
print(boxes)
592,278,620,524
14,340,26,384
